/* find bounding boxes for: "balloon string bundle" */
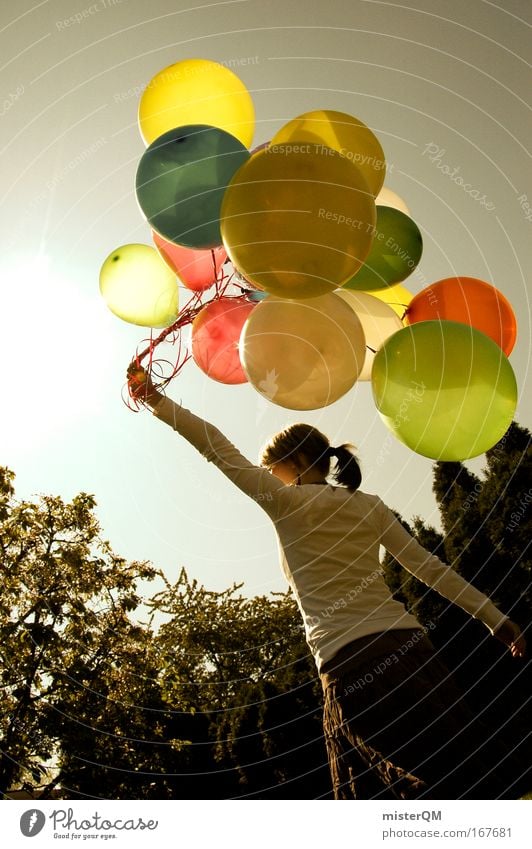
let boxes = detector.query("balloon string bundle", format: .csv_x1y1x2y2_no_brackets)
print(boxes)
124,256,253,410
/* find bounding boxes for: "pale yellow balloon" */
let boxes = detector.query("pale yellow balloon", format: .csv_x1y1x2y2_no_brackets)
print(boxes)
138,59,255,147
366,282,413,320
336,290,403,380
99,244,179,328
376,187,410,215
239,293,366,410
271,109,385,196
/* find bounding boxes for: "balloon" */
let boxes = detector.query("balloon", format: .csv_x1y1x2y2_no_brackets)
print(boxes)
221,145,376,299
192,297,254,384
138,59,255,147
239,293,366,409
404,276,517,356
371,320,517,461
99,244,179,328
366,282,413,320
136,125,250,249
153,233,226,292
336,290,403,380
271,109,385,196
376,186,410,215
344,206,423,291
250,140,270,154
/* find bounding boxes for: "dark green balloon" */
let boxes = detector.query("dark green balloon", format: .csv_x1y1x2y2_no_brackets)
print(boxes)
344,205,423,291
135,124,250,249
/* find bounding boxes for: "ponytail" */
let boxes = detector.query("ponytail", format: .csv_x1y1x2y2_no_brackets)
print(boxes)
329,444,362,492
260,424,362,492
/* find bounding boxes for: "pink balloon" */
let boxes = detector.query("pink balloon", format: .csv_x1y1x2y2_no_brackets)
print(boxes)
153,231,226,292
192,297,255,384
250,140,270,154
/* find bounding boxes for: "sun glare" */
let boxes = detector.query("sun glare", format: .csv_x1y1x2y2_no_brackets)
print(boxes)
1,254,114,458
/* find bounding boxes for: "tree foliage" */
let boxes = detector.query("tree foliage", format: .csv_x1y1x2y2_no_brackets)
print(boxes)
381,422,532,785
2,421,530,799
0,468,328,799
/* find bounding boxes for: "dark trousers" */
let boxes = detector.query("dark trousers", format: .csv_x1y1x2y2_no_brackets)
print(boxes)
320,628,528,799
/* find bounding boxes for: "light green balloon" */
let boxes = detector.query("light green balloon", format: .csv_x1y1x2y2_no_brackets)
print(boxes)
99,244,179,328
371,320,517,460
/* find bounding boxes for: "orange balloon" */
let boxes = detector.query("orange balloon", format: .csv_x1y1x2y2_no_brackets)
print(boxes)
405,277,517,356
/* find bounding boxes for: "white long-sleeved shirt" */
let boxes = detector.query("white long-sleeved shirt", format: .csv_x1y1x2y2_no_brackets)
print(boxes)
153,397,509,672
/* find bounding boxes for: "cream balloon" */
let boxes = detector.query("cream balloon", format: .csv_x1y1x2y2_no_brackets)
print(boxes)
336,290,403,380
376,187,410,216
239,293,366,410
99,244,179,328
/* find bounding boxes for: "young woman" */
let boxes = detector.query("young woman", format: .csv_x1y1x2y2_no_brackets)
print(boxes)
129,368,528,800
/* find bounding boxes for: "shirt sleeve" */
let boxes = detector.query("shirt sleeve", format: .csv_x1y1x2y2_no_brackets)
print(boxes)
377,498,509,635
152,396,301,522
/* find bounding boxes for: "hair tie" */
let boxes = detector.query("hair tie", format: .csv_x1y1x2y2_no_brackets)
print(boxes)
327,446,337,459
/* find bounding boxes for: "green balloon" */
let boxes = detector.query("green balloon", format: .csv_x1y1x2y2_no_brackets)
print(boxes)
371,320,517,460
344,206,423,291
135,124,250,249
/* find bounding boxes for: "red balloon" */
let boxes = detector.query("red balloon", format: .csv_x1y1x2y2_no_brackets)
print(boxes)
153,231,226,292
405,276,517,356
192,297,255,384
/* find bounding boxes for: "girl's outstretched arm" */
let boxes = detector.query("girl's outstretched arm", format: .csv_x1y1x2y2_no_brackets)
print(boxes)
127,367,302,522
377,498,526,658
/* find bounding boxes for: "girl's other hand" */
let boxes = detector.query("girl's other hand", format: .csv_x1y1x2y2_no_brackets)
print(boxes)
493,620,527,658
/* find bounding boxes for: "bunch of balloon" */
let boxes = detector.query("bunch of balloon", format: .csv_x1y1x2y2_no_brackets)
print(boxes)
96,56,520,452
220,109,403,409
99,59,262,396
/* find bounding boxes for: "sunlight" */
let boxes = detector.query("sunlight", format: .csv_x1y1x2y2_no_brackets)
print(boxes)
0,254,114,459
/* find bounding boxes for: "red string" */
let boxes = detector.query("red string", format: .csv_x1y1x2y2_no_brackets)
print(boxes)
124,255,254,411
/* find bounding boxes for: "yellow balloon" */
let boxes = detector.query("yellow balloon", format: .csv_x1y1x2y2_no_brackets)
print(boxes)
221,146,376,299
138,59,255,147
271,110,386,196
239,293,366,410
99,244,179,328
366,282,413,320
336,290,403,380
376,186,410,215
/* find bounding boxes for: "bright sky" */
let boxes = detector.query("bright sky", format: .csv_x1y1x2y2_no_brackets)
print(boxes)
1,0,530,601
